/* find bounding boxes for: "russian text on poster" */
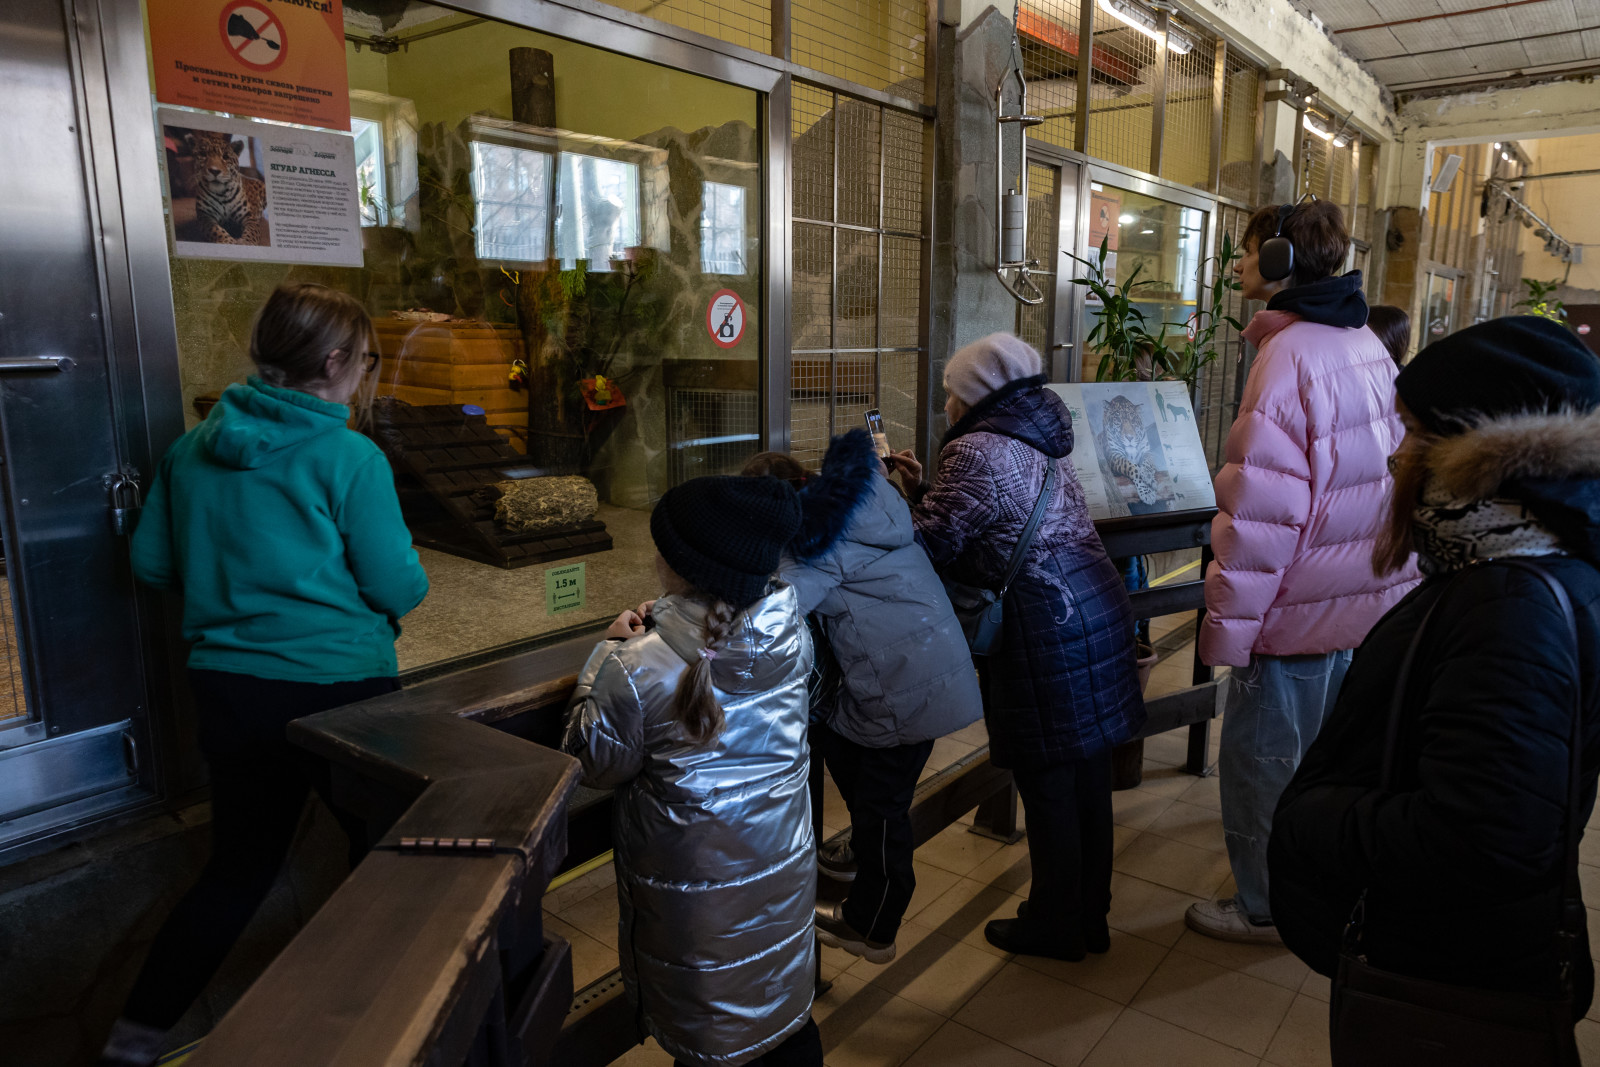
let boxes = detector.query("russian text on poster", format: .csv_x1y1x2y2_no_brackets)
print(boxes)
159,108,363,267
149,0,351,131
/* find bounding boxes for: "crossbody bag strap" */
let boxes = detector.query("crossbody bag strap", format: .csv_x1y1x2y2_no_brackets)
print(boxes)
999,457,1057,596
1495,560,1586,964
1378,580,1453,791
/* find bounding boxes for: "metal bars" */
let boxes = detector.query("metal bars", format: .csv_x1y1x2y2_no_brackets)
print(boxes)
1159,18,1217,191
790,83,927,468
791,0,927,100
1085,4,1158,174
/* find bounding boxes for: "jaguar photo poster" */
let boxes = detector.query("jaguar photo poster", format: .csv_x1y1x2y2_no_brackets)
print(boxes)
159,109,363,267
1046,382,1216,520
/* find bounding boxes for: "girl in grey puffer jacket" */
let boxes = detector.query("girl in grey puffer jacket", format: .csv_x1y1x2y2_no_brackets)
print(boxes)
562,476,820,1067
744,431,982,965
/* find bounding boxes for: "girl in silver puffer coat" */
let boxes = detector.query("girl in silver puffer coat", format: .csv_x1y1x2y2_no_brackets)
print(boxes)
562,475,820,1067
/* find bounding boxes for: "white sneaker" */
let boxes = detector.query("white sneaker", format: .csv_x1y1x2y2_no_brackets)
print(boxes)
1185,898,1283,945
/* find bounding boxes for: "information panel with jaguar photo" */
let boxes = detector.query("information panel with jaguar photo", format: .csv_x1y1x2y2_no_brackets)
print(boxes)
1046,382,1216,520
159,109,363,267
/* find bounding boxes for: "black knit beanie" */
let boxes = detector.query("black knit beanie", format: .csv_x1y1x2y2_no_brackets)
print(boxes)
650,475,802,609
1397,315,1600,436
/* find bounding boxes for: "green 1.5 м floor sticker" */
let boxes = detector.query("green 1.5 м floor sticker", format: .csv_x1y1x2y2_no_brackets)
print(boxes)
545,562,586,615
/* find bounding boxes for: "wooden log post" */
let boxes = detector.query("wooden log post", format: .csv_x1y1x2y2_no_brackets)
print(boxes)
509,47,585,472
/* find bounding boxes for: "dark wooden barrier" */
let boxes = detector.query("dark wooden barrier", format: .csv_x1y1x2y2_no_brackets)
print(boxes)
185,649,589,1067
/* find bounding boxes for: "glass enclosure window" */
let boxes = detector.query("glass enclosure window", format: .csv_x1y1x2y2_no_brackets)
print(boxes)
470,142,553,263
353,117,388,227
701,182,747,274
1079,182,1206,381
150,4,762,673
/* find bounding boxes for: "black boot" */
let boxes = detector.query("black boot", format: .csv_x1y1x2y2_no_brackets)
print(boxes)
984,918,1087,961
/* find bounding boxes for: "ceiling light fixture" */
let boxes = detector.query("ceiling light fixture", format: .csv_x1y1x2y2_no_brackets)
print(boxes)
1097,0,1194,54
1302,115,1335,141
1119,213,1136,224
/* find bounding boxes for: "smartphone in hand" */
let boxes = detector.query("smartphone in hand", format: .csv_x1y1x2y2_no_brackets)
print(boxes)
864,408,892,463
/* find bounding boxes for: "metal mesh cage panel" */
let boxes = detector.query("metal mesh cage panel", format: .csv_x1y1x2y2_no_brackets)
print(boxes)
792,0,926,101
1018,0,1084,151
1161,22,1215,191
1354,145,1375,245
838,103,884,229
1085,4,1158,173
794,222,834,349
836,228,880,349
668,387,762,483
794,83,835,223
1218,54,1259,203
595,0,771,55
1016,162,1058,352
1330,141,1351,208
789,87,927,469
882,111,924,235
882,236,922,347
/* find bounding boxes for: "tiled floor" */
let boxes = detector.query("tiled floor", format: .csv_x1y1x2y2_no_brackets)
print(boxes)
546,618,1600,1067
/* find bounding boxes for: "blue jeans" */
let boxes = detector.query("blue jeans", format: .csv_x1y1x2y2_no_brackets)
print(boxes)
1219,650,1353,922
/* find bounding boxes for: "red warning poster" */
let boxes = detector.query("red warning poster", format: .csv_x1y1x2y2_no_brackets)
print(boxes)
148,0,350,131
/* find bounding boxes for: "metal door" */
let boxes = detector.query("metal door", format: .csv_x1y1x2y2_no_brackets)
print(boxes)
1014,148,1081,381
0,0,154,848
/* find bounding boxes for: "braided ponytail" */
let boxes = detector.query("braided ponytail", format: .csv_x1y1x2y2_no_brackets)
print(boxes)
672,599,738,745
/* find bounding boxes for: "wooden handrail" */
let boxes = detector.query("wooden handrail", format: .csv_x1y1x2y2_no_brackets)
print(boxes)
185,660,588,1067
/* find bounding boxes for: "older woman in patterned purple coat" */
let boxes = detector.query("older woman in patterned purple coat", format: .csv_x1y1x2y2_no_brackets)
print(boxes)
891,333,1145,962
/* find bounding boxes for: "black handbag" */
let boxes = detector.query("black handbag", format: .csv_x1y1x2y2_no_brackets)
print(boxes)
942,457,1057,658
1330,558,1584,1067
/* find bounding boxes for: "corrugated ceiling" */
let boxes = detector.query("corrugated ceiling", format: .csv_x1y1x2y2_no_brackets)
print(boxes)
1295,0,1598,94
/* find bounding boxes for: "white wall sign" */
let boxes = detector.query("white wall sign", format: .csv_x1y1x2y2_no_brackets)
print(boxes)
159,107,362,267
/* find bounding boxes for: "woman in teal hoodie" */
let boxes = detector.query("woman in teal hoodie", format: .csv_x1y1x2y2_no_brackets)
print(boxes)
100,283,428,1067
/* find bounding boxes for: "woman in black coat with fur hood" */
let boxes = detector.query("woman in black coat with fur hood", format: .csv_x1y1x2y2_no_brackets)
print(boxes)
1269,317,1600,1046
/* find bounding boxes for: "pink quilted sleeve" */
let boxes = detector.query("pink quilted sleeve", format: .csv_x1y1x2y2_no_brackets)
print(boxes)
1199,350,1313,668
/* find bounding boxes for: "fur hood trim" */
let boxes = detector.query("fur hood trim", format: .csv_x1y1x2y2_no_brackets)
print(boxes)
791,429,879,561
1426,407,1600,501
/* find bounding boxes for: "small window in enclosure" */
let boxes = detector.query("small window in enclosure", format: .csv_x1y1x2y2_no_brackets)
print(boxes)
469,141,553,264
352,117,388,227
701,181,747,274
556,154,641,269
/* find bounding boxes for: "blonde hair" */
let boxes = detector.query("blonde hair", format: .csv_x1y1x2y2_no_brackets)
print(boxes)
250,283,376,419
671,598,740,745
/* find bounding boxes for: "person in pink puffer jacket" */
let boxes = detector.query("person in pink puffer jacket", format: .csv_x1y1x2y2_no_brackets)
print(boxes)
1187,200,1419,945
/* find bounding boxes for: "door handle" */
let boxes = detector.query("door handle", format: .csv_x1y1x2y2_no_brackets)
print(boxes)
1050,342,1075,350
0,356,72,372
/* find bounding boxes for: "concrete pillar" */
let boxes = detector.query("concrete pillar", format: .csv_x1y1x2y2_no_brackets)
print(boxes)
929,7,1024,438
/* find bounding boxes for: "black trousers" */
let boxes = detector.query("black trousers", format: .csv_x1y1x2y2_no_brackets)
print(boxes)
674,1016,822,1067
816,724,934,944
122,669,399,1030
1012,753,1115,944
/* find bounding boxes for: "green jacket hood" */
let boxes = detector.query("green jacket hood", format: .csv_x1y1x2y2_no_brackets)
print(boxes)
200,377,350,470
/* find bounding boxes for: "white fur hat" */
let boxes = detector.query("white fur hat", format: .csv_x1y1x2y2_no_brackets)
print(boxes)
943,333,1044,406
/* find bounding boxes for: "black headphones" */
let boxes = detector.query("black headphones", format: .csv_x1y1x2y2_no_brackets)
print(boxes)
1258,203,1296,282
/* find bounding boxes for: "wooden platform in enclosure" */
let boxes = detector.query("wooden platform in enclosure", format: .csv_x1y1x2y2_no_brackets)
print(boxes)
369,401,611,570
372,319,529,453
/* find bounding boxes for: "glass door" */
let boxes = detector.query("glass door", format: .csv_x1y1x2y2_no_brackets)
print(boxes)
1076,169,1211,384
1016,145,1080,380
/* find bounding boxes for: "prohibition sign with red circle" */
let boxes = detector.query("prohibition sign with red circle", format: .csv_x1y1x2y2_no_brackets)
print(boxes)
219,1,288,73
706,289,746,349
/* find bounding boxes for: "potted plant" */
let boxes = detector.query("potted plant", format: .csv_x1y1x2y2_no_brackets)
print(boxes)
1514,277,1570,327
